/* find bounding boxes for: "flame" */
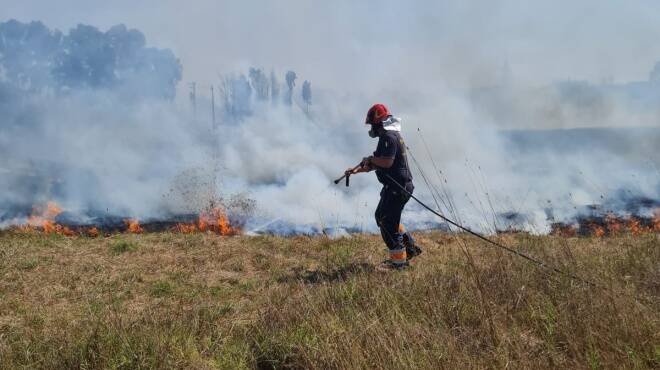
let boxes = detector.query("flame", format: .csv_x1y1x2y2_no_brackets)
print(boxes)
13,201,243,237
19,201,72,235
552,209,660,238
209,208,240,235
174,208,240,236
44,222,75,236
605,213,622,235
45,202,62,218
591,225,605,238
124,219,144,234
550,223,577,237
26,201,62,228
626,218,638,235
217,212,234,235
87,227,99,237
175,223,198,233
198,213,210,232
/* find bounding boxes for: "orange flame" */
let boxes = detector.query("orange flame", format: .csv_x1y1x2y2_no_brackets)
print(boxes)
124,219,144,234
13,201,245,237
20,201,73,236
550,223,577,237
26,201,62,227
552,209,660,238
605,213,622,235
626,217,643,235
174,208,240,236
210,208,240,235
87,227,99,237
217,212,233,235
198,213,210,232
591,225,605,238
175,223,198,233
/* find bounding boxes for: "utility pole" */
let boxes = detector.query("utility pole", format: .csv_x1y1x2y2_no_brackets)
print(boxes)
210,85,216,129
188,82,197,123
209,84,219,210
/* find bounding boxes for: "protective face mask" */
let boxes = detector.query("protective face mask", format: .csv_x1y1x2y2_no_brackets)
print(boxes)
368,124,382,138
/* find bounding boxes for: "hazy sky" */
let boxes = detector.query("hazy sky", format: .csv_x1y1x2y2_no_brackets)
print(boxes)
3,0,660,92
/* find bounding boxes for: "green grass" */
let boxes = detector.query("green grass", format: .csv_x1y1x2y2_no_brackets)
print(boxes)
150,280,174,297
110,239,138,255
0,230,658,369
17,257,40,270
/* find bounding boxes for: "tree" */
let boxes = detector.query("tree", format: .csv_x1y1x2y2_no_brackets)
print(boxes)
249,67,269,101
270,70,280,106
232,74,252,117
302,80,312,112
218,73,252,121
284,70,296,105
0,19,182,100
0,20,63,91
54,24,114,89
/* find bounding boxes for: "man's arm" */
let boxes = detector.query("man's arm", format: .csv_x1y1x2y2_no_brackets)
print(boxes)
344,155,392,176
360,156,394,170
349,134,396,174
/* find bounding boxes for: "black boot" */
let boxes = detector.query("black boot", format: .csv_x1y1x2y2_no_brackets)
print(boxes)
377,259,409,271
403,233,423,260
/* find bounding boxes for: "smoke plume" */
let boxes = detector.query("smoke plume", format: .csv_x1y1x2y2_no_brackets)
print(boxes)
1,1,660,234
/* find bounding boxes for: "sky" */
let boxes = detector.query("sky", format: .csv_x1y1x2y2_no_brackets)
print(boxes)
3,0,660,92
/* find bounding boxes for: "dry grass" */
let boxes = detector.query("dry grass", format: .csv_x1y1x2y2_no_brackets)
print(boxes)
0,230,658,369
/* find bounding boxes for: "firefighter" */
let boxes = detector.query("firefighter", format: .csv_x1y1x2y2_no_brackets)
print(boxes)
346,103,422,269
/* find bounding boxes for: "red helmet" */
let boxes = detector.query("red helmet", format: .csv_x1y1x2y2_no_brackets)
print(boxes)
365,103,390,125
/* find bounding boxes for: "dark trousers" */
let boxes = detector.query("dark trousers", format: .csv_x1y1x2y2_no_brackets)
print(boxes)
375,182,414,250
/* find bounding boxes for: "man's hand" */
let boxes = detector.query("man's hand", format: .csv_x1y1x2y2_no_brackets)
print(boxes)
345,163,372,177
361,156,373,167
345,165,361,175
355,164,373,173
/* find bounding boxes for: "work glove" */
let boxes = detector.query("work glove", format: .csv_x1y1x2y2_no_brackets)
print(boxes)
360,156,372,167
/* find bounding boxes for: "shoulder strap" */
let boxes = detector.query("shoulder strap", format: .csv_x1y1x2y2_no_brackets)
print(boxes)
396,132,412,177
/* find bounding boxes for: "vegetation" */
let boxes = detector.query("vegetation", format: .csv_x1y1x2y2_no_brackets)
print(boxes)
0,230,658,369
110,240,138,255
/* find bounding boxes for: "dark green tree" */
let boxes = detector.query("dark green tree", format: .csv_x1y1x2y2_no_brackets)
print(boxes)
0,19,182,100
249,67,269,101
302,80,312,112
284,70,296,105
270,70,280,105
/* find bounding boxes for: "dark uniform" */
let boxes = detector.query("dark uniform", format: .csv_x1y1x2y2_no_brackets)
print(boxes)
373,130,417,258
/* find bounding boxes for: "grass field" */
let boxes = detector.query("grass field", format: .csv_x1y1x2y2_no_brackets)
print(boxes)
0,230,658,369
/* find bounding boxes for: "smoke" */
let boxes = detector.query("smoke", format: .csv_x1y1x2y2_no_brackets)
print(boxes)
1,1,660,234
0,20,210,223
0,91,208,219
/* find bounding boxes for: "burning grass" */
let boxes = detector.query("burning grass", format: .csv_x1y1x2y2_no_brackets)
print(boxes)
7,201,242,237
173,208,241,236
551,211,660,237
0,231,658,369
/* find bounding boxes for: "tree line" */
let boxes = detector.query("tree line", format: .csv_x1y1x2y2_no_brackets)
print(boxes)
0,19,182,101
218,68,312,121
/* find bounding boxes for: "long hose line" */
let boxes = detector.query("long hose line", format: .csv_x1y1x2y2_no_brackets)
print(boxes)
383,173,599,288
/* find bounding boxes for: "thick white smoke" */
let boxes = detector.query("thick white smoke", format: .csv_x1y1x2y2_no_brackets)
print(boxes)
1,1,660,234
0,91,207,220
